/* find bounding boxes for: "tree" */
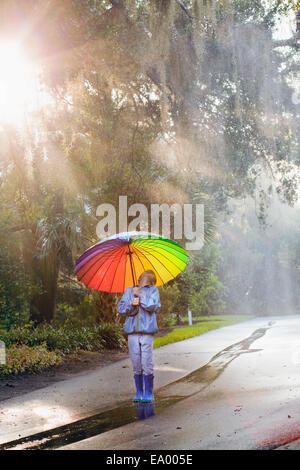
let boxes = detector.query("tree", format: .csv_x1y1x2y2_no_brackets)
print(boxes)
174,243,226,317
1,1,300,323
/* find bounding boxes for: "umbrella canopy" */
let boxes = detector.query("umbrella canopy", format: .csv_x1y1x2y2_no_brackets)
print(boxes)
75,231,188,293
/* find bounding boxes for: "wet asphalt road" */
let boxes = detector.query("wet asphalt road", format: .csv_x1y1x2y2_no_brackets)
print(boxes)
0,316,268,447
60,315,300,450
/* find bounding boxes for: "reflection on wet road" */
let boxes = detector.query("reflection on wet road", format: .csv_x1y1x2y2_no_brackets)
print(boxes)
0,326,270,450
158,326,270,399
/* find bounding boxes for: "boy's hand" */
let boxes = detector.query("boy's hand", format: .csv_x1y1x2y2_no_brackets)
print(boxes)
133,287,141,297
132,297,140,306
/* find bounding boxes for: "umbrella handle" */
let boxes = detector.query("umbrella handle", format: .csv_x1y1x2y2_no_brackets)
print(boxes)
127,243,136,287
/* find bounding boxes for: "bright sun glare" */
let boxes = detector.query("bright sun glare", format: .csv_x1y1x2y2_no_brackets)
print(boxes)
0,42,37,124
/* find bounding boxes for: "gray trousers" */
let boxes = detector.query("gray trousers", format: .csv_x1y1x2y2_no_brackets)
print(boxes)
128,334,154,376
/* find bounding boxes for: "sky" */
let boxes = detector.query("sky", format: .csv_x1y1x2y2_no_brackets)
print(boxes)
273,8,295,40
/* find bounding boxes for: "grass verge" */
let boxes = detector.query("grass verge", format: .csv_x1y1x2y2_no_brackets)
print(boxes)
153,315,254,349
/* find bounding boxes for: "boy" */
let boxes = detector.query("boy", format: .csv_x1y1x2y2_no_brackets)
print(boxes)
118,270,161,403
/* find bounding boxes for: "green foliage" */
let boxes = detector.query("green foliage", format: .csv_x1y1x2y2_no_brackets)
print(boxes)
1,0,300,326
174,243,226,316
189,273,226,315
0,249,35,329
157,284,181,328
55,293,100,327
0,322,126,354
0,343,62,377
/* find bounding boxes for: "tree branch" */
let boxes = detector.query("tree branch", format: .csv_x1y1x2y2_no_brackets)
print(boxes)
176,0,193,20
273,32,300,49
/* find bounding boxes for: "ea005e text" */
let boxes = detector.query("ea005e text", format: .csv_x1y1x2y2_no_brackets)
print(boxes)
150,454,192,465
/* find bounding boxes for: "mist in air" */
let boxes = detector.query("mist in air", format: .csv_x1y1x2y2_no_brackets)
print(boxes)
216,189,300,316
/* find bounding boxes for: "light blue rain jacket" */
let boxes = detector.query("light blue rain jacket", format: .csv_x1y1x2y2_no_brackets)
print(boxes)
118,285,161,335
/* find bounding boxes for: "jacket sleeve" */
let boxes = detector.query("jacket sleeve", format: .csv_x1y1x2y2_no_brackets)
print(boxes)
139,287,161,314
118,287,136,315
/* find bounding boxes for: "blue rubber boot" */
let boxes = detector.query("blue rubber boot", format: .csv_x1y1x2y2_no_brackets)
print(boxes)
141,374,154,403
144,403,155,418
133,374,143,402
137,404,146,420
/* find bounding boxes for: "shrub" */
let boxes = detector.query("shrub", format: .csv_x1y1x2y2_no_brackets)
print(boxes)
54,293,100,327
174,245,226,316
0,250,36,329
0,343,62,377
189,273,226,315
157,284,180,328
0,322,126,354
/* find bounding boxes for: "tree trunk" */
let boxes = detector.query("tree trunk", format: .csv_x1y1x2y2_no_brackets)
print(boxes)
29,255,60,324
96,291,120,324
22,228,60,324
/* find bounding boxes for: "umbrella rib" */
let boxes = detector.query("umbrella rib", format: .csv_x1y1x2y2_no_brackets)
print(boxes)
139,241,187,266
134,243,187,265
135,240,186,268
77,244,122,282
76,240,123,266
83,245,124,289
123,252,126,293
131,244,158,283
136,242,186,275
132,244,165,285
107,245,127,293
135,235,185,249
128,242,138,287
94,247,125,291
133,244,176,282
135,239,187,259
76,250,107,280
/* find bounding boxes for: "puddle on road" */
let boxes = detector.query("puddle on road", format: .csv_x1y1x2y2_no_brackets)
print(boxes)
159,327,267,398
0,396,184,450
0,326,270,450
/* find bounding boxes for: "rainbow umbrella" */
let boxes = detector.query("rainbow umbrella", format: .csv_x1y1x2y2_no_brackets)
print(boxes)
75,231,188,293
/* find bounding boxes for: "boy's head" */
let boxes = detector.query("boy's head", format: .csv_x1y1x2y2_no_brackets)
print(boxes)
138,270,157,287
